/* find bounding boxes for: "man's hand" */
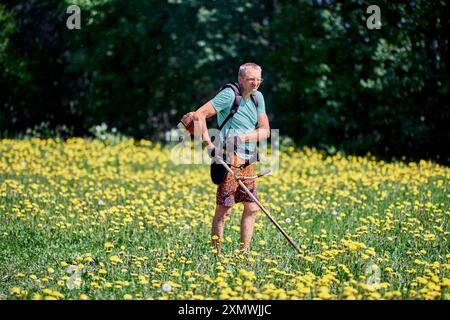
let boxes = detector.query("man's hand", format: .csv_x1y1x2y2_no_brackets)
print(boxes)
206,144,223,160
239,113,270,142
206,144,216,158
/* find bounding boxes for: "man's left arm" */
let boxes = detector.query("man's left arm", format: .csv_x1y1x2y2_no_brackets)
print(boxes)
240,112,270,142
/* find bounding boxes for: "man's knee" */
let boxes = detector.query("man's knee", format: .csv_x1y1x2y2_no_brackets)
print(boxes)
243,202,259,217
214,205,232,221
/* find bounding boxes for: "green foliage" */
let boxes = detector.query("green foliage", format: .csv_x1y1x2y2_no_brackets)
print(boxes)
0,0,448,161
268,0,449,161
0,3,15,60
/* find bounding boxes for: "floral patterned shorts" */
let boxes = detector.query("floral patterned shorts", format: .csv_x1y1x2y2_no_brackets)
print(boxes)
216,154,259,207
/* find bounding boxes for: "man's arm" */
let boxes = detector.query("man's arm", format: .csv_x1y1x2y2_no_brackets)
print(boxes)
240,112,270,142
190,101,217,147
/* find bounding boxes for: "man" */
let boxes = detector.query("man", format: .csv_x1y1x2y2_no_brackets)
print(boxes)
186,62,270,254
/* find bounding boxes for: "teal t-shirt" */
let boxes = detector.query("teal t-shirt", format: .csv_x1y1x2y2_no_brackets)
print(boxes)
210,86,266,160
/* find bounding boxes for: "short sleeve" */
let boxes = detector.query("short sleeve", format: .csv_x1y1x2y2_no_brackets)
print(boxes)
256,91,266,114
211,88,234,114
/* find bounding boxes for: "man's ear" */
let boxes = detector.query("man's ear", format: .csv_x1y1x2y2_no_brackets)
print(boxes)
237,76,243,87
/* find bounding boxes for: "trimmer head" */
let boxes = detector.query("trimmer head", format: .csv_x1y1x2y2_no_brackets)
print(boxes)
177,113,195,135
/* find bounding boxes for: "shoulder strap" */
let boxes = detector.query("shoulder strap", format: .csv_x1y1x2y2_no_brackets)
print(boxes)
217,83,260,130
218,82,242,131
250,94,258,109
250,93,259,128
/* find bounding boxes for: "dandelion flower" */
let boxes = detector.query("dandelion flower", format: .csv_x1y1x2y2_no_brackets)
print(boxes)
10,287,21,295
104,242,114,250
32,294,42,300
109,255,123,264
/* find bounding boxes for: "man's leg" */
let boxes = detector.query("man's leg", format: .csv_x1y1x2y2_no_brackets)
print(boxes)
240,202,260,252
212,204,233,254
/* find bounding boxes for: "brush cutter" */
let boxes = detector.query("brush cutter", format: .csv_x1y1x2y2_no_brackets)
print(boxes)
177,115,301,254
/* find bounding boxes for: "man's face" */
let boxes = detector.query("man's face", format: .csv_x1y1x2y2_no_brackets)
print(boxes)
238,67,262,96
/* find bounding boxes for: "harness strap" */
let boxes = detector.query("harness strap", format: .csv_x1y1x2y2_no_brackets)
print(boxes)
218,82,259,131
218,83,242,131
217,82,261,165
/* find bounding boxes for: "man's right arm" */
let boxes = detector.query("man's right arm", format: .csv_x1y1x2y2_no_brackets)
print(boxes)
182,88,233,150
191,101,217,148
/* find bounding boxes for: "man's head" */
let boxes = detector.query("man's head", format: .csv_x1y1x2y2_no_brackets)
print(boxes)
237,63,263,97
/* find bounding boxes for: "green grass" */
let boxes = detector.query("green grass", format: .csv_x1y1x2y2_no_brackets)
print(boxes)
0,138,449,300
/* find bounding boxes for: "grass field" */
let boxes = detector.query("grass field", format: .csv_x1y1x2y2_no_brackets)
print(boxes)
0,138,449,300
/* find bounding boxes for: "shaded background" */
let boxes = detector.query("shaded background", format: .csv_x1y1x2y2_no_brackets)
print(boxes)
0,0,448,163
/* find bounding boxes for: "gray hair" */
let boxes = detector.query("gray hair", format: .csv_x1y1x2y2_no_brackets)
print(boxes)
238,63,262,77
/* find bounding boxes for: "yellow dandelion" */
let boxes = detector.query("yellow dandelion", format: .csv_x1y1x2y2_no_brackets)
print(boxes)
32,293,42,300
10,287,21,295
104,242,114,250
109,255,123,264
